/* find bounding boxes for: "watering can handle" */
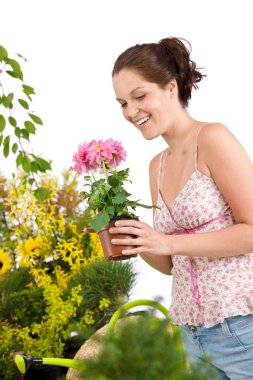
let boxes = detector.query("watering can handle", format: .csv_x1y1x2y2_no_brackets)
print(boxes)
107,299,169,335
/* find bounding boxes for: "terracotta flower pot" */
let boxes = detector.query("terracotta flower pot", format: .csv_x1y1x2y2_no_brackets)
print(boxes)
98,219,138,261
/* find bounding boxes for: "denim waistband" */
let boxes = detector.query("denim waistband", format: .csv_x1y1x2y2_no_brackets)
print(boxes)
180,314,253,337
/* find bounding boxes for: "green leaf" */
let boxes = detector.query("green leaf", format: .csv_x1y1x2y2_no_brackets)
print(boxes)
6,70,23,81
20,129,29,140
17,53,27,62
33,156,51,171
18,98,29,109
22,85,35,101
31,161,39,173
0,135,3,146
12,143,18,154
28,178,35,185
24,121,36,134
90,210,110,233
8,116,17,127
135,202,154,209
22,156,31,173
28,113,43,125
112,192,127,204
34,187,49,201
0,45,8,61
7,58,21,72
15,127,21,138
16,152,23,166
0,115,6,132
106,205,116,218
3,135,10,158
2,93,14,108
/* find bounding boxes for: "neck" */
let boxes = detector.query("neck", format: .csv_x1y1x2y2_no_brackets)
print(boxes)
162,110,201,152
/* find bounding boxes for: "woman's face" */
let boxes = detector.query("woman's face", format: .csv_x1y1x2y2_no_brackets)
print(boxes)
112,69,177,140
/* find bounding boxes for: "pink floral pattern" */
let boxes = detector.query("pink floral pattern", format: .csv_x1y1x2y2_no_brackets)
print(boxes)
154,169,253,327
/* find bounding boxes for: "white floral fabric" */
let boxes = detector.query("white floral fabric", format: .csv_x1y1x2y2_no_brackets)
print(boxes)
154,163,253,327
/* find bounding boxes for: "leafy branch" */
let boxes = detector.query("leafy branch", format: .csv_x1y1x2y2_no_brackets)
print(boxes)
0,44,51,196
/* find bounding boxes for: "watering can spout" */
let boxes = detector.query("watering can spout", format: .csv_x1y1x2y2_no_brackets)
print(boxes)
14,353,43,374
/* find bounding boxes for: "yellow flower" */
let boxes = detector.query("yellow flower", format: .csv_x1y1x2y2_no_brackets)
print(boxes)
17,235,52,268
82,310,95,325
89,233,103,258
0,248,11,275
23,235,47,257
99,298,111,311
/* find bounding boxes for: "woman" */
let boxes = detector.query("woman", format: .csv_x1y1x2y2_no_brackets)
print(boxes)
110,37,253,379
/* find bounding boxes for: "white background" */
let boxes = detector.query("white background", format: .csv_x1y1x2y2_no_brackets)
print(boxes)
1,0,253,308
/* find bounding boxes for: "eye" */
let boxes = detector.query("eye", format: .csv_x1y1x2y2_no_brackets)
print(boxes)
120,102,127,109
136,95,145,101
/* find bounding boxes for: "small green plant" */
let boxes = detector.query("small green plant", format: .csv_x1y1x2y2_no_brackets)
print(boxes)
68,259,136,335
72,139,154,233
80,313,217,380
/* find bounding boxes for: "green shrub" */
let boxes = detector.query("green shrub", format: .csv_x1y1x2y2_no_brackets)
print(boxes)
80,314,217,380
0,267,44,325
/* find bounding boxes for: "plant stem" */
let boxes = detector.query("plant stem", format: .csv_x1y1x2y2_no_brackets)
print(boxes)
102,159,108,179
101,159,112,206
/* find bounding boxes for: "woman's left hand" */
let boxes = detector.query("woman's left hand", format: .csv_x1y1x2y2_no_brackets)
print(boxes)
109,219,172,257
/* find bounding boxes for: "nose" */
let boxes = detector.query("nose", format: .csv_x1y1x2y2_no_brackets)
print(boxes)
124,103,139,120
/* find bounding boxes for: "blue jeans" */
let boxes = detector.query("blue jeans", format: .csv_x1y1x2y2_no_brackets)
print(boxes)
179,314,253,380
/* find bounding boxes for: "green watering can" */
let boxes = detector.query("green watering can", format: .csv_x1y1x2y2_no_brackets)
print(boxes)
14,299,169,375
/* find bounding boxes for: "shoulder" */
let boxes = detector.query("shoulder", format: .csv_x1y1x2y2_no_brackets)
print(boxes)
198,122,234,145
149,150,166,198
149,150,165,173
149,152,161,169
198,122,252,175
198,122,243,158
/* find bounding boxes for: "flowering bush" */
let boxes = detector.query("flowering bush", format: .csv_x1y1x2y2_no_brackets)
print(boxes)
72,138,153,233
0,169,136,380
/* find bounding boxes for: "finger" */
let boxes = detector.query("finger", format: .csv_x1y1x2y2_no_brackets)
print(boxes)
122,247,144,255
114,219,144,228
109,226,142,236
111,238,139,246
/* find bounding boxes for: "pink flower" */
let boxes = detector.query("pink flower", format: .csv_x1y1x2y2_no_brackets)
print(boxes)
72,141,96,174
105,138,127,167
86,139,112,167
72,138,127,174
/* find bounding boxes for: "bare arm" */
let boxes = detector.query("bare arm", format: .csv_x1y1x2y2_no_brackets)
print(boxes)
172,123,253,257
110,124,253,260
138,153,173,275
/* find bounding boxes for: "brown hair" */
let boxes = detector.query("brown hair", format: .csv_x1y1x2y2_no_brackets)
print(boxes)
112,37,205,107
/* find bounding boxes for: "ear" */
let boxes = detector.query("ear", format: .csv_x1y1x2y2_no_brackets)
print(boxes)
166,79,177,98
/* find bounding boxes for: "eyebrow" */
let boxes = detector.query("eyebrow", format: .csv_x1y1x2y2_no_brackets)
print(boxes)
116,86,146,102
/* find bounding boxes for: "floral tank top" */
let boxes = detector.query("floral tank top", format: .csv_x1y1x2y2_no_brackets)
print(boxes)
153,127,253,327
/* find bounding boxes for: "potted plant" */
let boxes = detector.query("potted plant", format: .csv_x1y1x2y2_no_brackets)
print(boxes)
72,138,154,260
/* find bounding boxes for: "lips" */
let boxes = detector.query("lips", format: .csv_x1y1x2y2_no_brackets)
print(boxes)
133,116,150,127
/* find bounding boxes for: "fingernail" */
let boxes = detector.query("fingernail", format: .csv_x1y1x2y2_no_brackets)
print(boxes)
109,228,113,233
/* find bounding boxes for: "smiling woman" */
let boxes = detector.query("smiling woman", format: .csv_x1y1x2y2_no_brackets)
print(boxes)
111,36,253,379
113,70,175,141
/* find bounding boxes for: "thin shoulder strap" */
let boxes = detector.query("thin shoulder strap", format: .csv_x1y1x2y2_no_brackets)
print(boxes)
194,123,207,171
157,149,167,192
